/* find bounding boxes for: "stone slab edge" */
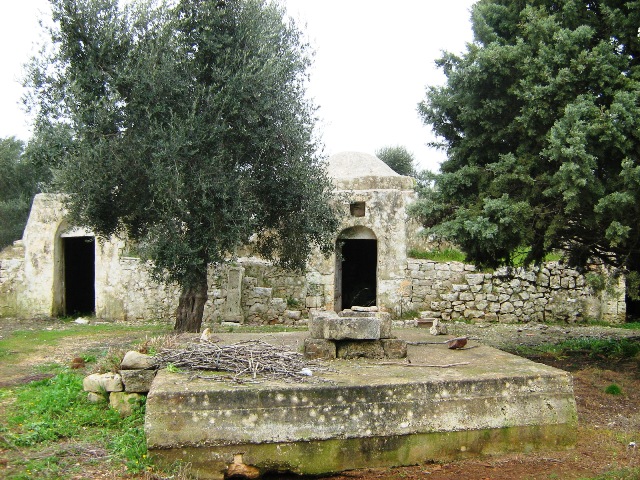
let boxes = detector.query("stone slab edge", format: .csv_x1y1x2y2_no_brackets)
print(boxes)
149,423,576,480
146,370,576,448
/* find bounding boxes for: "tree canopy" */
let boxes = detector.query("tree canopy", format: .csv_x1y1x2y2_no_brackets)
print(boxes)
27,0,339,331
415,0,640,286
375,145,416,176
0,137,46,250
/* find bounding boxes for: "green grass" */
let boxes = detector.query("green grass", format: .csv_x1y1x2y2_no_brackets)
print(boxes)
511,248,562,266
214,324,308,333
604,383,623,395
511,337,640,360
408,246,562,266
579,468,640,479
408,247,466,262
0,323,169,360
1,372,151,478
614,322,640,330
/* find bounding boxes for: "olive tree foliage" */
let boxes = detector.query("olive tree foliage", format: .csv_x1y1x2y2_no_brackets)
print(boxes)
0,137,50,250
375,145,416,176
414,0,640,292
26,0,339,331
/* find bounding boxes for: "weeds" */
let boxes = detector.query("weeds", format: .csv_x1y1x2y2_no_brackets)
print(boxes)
0,323,169,364
605,384,623,395
579,467,640,479
212,324,307,334
511,337,640,360
408,247,466,262
1,372,151,477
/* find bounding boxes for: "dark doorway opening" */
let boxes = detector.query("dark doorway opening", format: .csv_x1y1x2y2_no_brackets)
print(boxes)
64,236,95,316
339,239,377,310
626,294,640,322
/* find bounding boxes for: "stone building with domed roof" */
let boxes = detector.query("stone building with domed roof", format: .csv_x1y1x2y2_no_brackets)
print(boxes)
0,151,625,323
319,151,415,312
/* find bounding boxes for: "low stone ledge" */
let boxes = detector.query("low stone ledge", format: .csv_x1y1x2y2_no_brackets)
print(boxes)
324,317,381,340
146,346,577,479
381,338,407,359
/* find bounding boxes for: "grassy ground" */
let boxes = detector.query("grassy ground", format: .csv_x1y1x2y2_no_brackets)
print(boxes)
0,318,639,479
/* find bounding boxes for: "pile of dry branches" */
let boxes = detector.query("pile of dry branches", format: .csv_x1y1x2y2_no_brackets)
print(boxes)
154,339,327,383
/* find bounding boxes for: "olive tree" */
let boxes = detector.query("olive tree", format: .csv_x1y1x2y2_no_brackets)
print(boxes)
27,0,339,331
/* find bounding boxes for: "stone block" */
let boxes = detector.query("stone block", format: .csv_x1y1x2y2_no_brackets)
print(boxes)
381,339,407,359
283,310,302,321
308,310,338,338
254,287,272,298
121,369,157,393
501,302,515,313
466,273,485,286
249,303,267,315
121,351,156,370
303,338,336,360
109,392,145,417
459,292,475,301
83,373,123,393
87,392,106,403
378,313,392,339
336,340,385,359
430,318,448,335
306,296,322,308
338,310,375,317
324,317,380,340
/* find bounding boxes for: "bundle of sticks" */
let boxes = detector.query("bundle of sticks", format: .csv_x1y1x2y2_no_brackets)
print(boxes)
154,339,326,383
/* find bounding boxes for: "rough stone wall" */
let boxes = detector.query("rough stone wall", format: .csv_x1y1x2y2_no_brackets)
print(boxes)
0,242,25,317
202,260,307,325
402,259,625,324
0,193,627,325
98,253,179,321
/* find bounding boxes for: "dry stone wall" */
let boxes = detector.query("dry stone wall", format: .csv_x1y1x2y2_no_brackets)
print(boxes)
0,242,25,317
402,259,625,324
203,259,308,325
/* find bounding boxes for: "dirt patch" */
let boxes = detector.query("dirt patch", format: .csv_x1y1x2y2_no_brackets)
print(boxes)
0,316,171,388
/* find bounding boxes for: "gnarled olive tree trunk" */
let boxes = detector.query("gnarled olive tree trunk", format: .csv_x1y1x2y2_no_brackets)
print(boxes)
174,275,208,333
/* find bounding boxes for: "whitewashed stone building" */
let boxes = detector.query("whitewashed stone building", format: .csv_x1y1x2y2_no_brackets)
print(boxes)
0,151,627,324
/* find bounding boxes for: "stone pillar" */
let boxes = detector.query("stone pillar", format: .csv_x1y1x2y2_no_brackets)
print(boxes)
224,266,244,323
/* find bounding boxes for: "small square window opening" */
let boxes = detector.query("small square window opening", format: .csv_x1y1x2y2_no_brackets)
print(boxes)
350,202,366,217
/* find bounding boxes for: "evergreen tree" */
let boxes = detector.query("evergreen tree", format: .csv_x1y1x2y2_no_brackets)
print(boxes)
0,137,42,249
415,1,640,291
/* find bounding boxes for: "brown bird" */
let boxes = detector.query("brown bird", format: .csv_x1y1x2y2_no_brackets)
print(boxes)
446,337,468,349
407,336,471,349
70,357,85,369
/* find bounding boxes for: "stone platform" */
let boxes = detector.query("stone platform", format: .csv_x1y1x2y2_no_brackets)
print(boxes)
145,331,577,479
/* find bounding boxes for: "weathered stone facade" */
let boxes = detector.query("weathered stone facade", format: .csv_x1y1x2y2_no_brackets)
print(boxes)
0,152,627,324
0,242,25,317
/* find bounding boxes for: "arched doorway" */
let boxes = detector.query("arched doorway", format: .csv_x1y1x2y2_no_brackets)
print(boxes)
63,236,96,315
55,225,96,317
335,227,377,312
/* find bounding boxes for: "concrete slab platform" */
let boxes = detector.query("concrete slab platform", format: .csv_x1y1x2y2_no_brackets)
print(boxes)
145,331,577,479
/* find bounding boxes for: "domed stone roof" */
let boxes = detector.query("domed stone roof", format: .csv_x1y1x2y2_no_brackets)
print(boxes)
326,151,414,190
327,151,398,179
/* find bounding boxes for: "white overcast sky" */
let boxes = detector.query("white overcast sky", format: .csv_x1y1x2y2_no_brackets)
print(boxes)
0,0,476,172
